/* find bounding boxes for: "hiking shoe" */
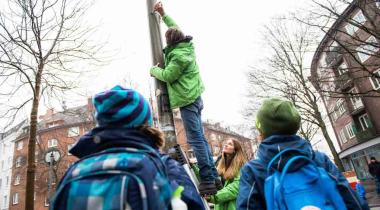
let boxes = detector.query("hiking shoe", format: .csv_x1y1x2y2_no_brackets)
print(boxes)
199,182,217,196
215,178,223,190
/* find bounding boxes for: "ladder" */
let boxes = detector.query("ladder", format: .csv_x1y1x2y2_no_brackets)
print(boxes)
169,145,212,210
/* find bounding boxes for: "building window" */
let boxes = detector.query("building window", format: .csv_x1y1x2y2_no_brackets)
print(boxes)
356,36,379,63
67,144,75,155
359,114,370,130
349,87,363,109
369,69,380,90
346,123,355,139
16,141,23,151
337,62,348,75
6,176,9,185
48,139,58,148
35,150,39,163
68,126,80,137
213,146,220,155
0,178,2,189
12,193,18,205
329,107,337,122
36,135,40,145
345,10,366,35
14,174,20,185
329,41,338,51
339,129,348,144
336,99,346,115
3,195,7,209
15,156,22,168
44,197,50,206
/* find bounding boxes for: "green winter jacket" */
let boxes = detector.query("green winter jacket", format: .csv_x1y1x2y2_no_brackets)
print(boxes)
150,15,204,109
210,175,240,210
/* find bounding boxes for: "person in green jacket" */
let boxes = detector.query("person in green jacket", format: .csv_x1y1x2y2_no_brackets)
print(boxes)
150,2,220,195
206,139,247,210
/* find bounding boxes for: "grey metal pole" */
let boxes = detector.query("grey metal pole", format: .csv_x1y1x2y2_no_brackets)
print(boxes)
146,0,177,152
47,152,53,202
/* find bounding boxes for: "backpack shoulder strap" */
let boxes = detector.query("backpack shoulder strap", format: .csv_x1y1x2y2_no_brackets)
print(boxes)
266,148,305,175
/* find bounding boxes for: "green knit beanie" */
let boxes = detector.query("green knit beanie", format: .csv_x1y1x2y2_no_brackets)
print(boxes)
256,98,301,138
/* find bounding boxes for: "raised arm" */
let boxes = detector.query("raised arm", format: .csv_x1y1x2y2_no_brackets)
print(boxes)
154,2,179,28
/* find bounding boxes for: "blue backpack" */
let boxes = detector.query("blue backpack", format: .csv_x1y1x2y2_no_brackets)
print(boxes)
50,142,172,210
264,149,347,210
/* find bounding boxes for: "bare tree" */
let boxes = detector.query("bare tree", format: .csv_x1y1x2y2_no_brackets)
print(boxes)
0,0,103,209
246,17,344,170
297,0,380,98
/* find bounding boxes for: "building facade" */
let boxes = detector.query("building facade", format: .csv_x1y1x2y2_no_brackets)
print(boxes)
174,116,255,161
0,120,28,210
310,0,380,179
8,104,94,210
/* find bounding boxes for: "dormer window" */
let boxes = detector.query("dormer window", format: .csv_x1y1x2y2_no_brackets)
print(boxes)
46,120,63,128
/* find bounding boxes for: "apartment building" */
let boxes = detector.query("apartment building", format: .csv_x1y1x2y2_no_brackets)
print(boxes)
310,0,380,179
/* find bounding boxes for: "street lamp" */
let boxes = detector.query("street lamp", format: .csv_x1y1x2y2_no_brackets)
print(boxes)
44,149,61,203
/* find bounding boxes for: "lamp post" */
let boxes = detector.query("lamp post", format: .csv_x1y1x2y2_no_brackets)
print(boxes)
44,149,61,203
146,0,177,152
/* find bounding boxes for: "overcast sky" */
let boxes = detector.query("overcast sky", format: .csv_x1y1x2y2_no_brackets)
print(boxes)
77,0,309,127
0,0,336,156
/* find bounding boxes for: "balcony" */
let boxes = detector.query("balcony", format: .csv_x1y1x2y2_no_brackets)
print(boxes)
355,126,377,143
334,73,353,91
348,98,364,115
325,46,343,67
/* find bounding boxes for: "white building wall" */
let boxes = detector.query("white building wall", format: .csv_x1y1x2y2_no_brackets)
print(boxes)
0,120,27,210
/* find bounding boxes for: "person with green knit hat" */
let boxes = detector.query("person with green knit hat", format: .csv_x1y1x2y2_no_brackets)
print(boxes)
255,98,301,139
237,98,365,210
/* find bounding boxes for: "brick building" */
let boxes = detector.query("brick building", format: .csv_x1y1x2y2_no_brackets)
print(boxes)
173,111,255,161
8,104,94,210
310,0,380,179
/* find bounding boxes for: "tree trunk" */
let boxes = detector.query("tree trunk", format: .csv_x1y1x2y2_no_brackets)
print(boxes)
25,64,43,210
318,118,344,171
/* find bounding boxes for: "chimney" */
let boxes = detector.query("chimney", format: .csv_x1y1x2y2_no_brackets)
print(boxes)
45,108,55,119
39,108,55,121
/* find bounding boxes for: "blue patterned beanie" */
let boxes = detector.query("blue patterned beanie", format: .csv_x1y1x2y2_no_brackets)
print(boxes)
93,85,153,128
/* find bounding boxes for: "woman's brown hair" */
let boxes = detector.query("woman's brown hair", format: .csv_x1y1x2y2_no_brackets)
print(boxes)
217,139,247,180
165,28,185,46
138,125,165,148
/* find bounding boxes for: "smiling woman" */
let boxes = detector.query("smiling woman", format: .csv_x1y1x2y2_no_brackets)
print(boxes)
207,139,247,210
